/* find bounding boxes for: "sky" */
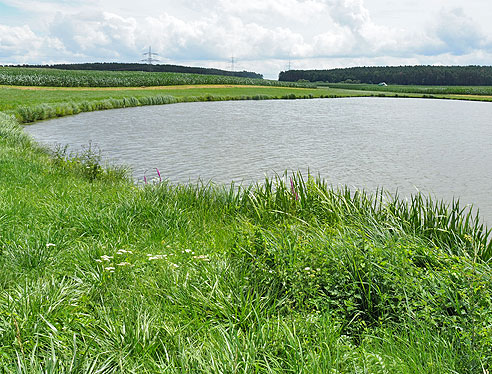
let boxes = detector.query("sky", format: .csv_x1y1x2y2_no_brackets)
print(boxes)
0,0,491,79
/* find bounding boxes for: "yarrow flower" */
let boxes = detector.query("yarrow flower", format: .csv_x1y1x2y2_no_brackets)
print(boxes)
116,249,133,255
46,243,56,248
148,254,167,260
117,262,134,267
193,255,209,261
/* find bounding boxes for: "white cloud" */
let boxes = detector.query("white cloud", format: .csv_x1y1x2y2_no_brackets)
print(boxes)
433,8,487,55
0,24,66,62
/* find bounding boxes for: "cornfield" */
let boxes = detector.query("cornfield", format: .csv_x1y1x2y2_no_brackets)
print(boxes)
0,67,311,88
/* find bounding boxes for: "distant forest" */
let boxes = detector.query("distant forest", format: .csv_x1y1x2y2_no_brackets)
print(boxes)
279,66,492,86
12,63,263,79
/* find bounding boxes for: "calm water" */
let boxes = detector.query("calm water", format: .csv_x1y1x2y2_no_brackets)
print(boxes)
24,97,492,223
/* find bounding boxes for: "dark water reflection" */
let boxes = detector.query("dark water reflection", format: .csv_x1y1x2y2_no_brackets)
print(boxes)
24,97,492,223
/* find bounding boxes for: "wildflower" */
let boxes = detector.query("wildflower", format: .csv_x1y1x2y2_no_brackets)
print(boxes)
193,255,209,261
46,243,56,248
304,267,311,271
95,259,103,263
148,254,166,260
170,263,179,268
290,177,299,201
184,249,193,253
155,168,162,182
105,267,115,271
100,255,113,261
144,175,147,184
117,262,133,267
117,249,133,254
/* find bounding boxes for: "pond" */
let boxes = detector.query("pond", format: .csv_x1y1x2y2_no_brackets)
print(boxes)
24,97,492,223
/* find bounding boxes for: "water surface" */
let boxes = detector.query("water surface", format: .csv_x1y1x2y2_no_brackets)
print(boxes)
25,97,492,223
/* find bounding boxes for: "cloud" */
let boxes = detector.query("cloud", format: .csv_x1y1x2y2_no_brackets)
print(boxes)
328,0,370,30
0,24,65,61
433,8,487,55
49,11,138,59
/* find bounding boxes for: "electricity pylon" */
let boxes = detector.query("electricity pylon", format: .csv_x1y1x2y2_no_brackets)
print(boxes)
141,46,159,72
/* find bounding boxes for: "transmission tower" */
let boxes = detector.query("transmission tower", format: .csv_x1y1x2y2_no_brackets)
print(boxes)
141,46,159,72
230,56,235,72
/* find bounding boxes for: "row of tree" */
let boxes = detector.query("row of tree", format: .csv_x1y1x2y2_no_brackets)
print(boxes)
279,66,492,86
11,63,263,79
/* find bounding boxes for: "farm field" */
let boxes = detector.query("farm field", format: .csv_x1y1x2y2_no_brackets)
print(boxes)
1,69,492,372
324,82,492,99
0,67,308,88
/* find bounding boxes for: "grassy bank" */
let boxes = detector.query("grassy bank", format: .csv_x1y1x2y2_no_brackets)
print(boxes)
0,84,372,123
1,79,492,372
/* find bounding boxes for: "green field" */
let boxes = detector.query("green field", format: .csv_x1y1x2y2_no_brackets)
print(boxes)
0,83,374,123
0,85,364,113
324,82,492,98
0,67,310,88
1,70,492,372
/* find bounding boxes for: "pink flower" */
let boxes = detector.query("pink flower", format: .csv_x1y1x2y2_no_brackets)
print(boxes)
290,177,299,201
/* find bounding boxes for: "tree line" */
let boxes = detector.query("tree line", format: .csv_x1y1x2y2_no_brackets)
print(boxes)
10,63,263,79
279,65,492,86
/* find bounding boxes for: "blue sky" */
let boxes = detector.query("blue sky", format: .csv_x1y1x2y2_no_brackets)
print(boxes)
0,0,491,78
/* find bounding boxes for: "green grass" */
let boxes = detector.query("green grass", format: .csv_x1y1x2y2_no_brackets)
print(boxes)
0,86,324,112
324,83,492,98
0,85,372,123
1,73,492,372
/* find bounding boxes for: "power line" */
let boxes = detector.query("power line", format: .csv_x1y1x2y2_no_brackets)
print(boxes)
141,46,159,72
